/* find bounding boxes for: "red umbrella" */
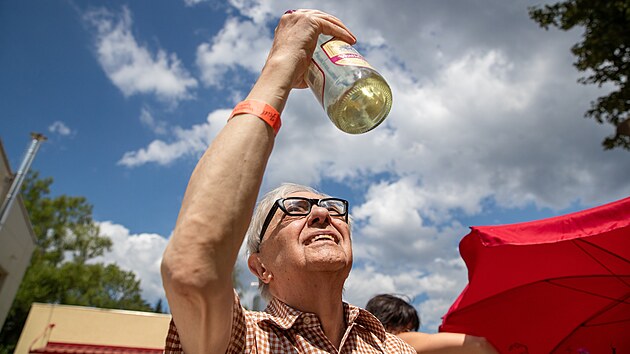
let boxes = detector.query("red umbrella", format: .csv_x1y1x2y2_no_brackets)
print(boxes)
440,196,630,353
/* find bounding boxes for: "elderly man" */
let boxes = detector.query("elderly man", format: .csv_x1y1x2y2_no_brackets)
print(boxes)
161,9,416,354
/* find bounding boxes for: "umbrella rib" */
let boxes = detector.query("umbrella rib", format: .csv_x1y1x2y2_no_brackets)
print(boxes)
549,289,630,352
574,237,630,265
573,239,630,288
579,317,630,328
546,279,630,303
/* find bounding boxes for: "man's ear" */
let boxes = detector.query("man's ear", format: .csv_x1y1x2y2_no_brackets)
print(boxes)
248,253,273,284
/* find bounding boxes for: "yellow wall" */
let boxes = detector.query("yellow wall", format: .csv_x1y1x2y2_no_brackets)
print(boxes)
15,303,171,353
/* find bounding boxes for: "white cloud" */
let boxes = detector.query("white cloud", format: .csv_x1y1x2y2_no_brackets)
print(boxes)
84,7,198,103
93,221,169,307
183,0,203,6
196,16,272,87
227,0,274,24
351,179,469,261
117,109,229,167
139,107,168,135
48,121,72,136
345,257,467,333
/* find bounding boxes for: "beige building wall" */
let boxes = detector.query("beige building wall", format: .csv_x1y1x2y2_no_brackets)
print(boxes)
0,141,37,328
15,303,171,353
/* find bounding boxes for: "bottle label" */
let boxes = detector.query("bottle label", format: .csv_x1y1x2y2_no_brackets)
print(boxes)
321,40,374,69
306,60,326,105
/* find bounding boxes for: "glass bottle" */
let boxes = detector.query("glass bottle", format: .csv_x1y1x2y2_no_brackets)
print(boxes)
305,35,393,134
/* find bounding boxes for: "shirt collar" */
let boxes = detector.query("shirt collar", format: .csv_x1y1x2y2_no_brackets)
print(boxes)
262,297,302,329
262,297,388,340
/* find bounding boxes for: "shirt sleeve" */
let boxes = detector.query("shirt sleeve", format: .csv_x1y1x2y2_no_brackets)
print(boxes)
164,290,247,354
226,291,248,354
164,319,184,354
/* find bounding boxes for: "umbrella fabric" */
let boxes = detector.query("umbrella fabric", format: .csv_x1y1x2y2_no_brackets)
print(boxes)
440,196,630,354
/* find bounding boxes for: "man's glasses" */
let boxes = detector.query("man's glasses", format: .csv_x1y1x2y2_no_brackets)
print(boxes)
259,197,349,242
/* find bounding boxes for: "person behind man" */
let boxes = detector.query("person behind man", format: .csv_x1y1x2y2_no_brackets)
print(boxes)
366,294,420,334
366,294,498,354
161,9,416,353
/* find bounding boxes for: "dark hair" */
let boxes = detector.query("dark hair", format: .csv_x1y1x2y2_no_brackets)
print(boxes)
365,294,420,333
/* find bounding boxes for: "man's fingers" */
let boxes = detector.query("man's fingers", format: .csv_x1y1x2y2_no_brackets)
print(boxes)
282,9,356,44
314,12,356,43
317,20,356,44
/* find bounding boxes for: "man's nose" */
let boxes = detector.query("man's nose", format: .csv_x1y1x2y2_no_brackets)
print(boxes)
307,205,331,227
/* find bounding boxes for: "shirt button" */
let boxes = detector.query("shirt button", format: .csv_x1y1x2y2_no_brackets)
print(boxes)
303,317,311,325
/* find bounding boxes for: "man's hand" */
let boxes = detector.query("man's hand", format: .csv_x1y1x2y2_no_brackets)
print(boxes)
264,9,356,89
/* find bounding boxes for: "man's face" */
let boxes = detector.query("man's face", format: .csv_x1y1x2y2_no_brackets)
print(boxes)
256,191,353,283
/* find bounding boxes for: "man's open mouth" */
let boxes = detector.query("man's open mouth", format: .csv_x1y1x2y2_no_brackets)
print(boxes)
306,234,338,245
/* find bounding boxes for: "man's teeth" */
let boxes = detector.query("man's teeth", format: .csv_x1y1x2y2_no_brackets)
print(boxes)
312,235,335,243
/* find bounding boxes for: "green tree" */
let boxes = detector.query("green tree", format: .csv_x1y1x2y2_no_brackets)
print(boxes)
529,0,630,150
0,172,151,353
153,298,165,313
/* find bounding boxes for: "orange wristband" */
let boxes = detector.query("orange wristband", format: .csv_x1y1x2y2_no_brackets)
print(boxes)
229,100,281,135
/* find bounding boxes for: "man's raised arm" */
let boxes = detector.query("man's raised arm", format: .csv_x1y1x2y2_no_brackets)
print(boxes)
160,10,355,354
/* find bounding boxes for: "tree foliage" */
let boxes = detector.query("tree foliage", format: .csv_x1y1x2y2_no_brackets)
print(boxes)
0,171,152,352
529,0,630,150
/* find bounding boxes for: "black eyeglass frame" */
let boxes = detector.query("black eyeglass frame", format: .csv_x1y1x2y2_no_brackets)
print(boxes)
258,197,349,243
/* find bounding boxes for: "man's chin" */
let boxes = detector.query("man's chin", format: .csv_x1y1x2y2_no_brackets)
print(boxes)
305,254,352,273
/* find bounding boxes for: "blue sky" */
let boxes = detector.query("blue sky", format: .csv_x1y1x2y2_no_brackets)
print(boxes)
2,0,629,332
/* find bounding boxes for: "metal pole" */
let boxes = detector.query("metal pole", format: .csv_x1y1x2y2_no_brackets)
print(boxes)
0,133,47,232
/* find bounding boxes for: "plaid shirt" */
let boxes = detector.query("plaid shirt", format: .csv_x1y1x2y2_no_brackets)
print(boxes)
165,292,416,353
